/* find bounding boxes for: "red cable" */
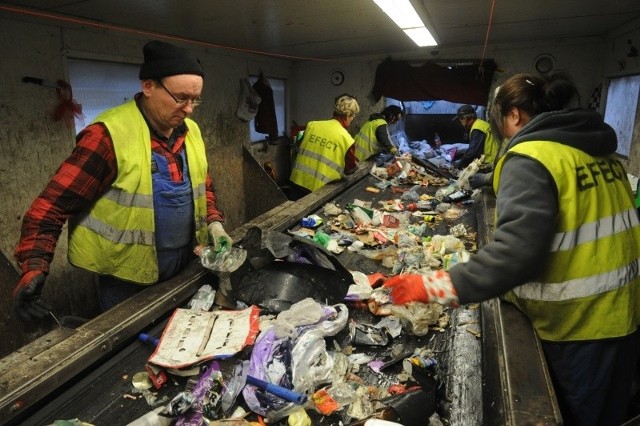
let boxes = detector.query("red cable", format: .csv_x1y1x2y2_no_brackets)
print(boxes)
0,4,332,62
480,0,497,62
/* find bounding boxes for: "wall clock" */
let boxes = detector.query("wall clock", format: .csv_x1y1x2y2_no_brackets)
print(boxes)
534,54,555,74
330,70,345,86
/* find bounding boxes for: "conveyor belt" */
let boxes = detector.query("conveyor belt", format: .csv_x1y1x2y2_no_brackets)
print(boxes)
0,163,560,425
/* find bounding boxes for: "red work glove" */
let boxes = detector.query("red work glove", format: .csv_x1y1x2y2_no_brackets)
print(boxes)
383,270,459,306
13,270,50,321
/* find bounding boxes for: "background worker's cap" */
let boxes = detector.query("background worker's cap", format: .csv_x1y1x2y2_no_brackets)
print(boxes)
453,104,476,121
139,40,204,80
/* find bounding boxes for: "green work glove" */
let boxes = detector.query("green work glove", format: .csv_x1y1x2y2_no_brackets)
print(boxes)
13,270,50,321
208,221,233,252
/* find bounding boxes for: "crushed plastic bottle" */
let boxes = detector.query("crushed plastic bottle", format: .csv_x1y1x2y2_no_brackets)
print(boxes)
456,155,483,190
194,245,247,273
188,284,216,311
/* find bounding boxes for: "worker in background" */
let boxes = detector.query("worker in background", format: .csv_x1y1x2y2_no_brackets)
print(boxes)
384,71,640,425
353,105,402,161
452,104,500,169
288,94,360,200
13,40,233,320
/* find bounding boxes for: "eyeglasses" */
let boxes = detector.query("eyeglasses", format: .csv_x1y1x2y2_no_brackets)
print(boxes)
157,80,202,107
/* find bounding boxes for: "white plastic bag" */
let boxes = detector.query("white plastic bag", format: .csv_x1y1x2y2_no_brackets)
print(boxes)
235,78,261,122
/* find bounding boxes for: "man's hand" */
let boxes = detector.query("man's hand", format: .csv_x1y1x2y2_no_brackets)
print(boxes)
13,270,50,321
208,221,233,252
383,270,459,306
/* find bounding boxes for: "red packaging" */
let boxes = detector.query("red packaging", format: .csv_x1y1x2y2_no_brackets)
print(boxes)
383,214,400,228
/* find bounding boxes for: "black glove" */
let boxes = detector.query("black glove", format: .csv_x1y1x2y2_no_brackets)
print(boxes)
453,160,462,169
13,270,50,321
469,172,493,189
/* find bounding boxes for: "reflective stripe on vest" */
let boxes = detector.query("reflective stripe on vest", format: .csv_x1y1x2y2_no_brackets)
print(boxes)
354,118,386,161
68,100,209,283
471,119,500,164
290,119,354,191
494,140,640,341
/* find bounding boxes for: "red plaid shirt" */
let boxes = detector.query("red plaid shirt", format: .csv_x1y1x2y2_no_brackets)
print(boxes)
15,103,224,274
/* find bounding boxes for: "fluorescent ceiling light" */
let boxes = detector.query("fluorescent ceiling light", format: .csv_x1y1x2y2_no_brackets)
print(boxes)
404,28,437,47
373,0,438,47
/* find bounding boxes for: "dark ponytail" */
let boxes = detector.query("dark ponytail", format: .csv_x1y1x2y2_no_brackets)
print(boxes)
494,71,579,119
543,70,580,111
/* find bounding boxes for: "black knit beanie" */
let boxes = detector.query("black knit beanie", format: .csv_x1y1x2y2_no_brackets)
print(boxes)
139,40,204,80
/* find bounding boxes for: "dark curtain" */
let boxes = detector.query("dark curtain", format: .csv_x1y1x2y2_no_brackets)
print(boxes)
371,58,498,105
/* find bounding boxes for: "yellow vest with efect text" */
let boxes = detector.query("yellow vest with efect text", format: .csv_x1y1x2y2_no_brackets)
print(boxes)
68,100,209,284
290,119,354,191
494,140,640,341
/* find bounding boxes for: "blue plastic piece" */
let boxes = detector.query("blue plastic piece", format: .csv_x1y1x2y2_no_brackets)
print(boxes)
138,333,159,346
246,375,308,405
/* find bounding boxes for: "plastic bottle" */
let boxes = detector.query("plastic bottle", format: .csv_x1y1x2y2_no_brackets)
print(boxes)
194,245,247,273
188,284,216,311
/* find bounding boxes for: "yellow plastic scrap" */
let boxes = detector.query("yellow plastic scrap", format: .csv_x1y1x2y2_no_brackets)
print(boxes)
287,407,312,426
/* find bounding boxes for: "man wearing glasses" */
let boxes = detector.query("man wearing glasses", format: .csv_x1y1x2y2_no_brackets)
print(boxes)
13,40,232,320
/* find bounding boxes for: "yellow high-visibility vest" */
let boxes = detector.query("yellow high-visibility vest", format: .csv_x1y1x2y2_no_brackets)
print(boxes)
290,119,354,191
471,119,500,165
354,118,386,161
68,100,209,283
494,140,640,341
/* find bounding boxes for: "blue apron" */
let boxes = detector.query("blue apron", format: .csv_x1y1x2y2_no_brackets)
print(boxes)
152,150,195,280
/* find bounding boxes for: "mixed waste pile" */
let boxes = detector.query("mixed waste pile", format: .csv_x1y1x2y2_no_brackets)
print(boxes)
76,155,484,426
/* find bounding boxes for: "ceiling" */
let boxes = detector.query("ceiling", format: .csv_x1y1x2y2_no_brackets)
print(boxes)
2,0,640,61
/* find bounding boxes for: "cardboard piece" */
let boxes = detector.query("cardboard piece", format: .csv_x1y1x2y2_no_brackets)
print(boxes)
148,306,260,370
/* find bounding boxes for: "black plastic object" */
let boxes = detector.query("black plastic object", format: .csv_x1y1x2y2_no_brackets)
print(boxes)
232,261,351,313
381,387,436,426
443,188,472,203
230,226,353,313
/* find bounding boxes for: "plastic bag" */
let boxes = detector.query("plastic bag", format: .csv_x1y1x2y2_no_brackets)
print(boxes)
235,78,261,122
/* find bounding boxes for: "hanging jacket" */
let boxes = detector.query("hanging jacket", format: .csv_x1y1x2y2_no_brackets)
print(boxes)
68,100,209,284
252,73,278,139
290,119,355,191
450,108,640,342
